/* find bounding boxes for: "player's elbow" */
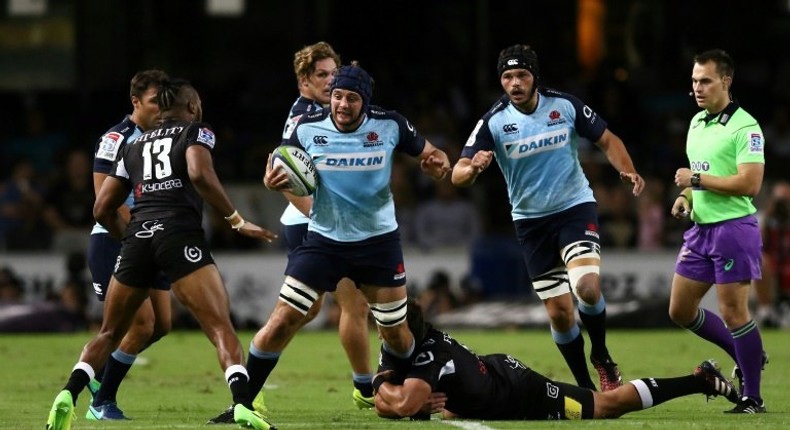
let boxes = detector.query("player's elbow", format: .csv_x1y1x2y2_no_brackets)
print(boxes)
744,182,762,197
374,397,424,419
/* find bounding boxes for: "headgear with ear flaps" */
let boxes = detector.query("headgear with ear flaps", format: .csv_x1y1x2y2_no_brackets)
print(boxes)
330,63,374,106
497,44,540,82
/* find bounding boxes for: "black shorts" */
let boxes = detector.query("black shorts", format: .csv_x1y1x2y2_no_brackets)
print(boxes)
483,354,594,420
513,202,599,279
285,230,405,292
511,363,594,420
88,233,169,300
114,219,214,288
525,375,595,420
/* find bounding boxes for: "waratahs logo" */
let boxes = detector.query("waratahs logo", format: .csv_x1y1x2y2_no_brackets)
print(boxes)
547,110,566,126
363,131,383,147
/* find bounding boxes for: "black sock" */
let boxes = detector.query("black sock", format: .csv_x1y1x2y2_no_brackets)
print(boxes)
354,380,374,398
228,372,252,409
93,363,105,383
64,369,91,404
637,375,700,407
579,308,609,359
94,355,133,405
556,335,596,390
246,352,279,399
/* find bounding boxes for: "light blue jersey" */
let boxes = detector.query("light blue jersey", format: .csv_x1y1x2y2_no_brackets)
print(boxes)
284,107,425,242
280,96,324,225
461,88,607,220
90,116,142,235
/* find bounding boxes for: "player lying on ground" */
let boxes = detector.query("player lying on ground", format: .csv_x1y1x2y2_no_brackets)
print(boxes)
374,300,740,420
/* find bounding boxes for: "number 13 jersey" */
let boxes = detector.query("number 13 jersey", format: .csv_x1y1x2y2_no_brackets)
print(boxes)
111,120,217,223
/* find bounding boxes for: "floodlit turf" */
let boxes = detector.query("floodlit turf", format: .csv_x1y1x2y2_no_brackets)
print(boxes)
1,329,787,429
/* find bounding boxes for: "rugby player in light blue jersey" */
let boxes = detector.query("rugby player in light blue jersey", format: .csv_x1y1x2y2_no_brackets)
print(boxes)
252,62,451,409
84,70,171,421
278,42,376,410
207,43,375,425
453,44,645,392
670,49,767,414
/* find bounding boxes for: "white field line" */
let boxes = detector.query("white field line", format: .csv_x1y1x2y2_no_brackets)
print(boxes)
441,420,498,430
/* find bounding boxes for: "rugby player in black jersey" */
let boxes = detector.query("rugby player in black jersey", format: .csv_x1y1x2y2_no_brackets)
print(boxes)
46,79,277,430
374,300,740,421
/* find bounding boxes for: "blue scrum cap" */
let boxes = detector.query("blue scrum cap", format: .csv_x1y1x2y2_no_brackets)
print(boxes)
330,63,374,106
497,44,540,80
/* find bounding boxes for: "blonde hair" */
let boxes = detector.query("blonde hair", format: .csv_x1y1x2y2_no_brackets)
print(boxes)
293,41,341,82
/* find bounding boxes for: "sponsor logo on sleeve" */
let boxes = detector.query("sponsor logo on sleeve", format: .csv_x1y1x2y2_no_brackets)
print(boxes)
96,132,124,161
197,127,216,148
749,133,764,153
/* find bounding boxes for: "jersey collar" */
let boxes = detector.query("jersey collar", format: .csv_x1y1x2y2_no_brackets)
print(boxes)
702,100,739,126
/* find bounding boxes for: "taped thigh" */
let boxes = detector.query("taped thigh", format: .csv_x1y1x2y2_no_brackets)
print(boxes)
561,240,600,266
278,276,321,315
370,297,408,327
532,267,571,300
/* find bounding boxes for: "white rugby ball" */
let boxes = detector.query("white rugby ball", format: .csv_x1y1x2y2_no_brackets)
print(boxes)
272,145,318,196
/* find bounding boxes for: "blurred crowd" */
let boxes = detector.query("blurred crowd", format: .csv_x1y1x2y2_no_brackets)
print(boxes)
3,6,790,329
3,99,789,254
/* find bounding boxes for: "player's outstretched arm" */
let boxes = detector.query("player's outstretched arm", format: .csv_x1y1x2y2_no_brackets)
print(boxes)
451,150,493,187
374,375,433,419
418,141,452,180
595,129,644,196
187,145,277,242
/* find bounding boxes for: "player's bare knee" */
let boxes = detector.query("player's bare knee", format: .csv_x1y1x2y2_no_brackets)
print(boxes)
543,294,576,327
593,391,627,419
152,318,171,341
667,306,693,326
98,325,128,345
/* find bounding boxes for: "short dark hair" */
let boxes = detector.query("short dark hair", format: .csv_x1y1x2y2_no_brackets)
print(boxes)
694,49,734,79
129,69,169,99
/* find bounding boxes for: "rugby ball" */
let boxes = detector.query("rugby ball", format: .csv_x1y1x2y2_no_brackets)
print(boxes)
272,145,318,196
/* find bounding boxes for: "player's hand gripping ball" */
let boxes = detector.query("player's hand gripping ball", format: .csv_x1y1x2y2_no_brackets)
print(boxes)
271,145,318,196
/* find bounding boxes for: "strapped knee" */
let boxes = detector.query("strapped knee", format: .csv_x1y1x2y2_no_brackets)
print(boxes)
562,240,600,300
278,277,320,315
567,265,600,302
370,298,408,327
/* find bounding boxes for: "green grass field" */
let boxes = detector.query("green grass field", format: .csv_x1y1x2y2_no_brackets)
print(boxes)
1,328,787,429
